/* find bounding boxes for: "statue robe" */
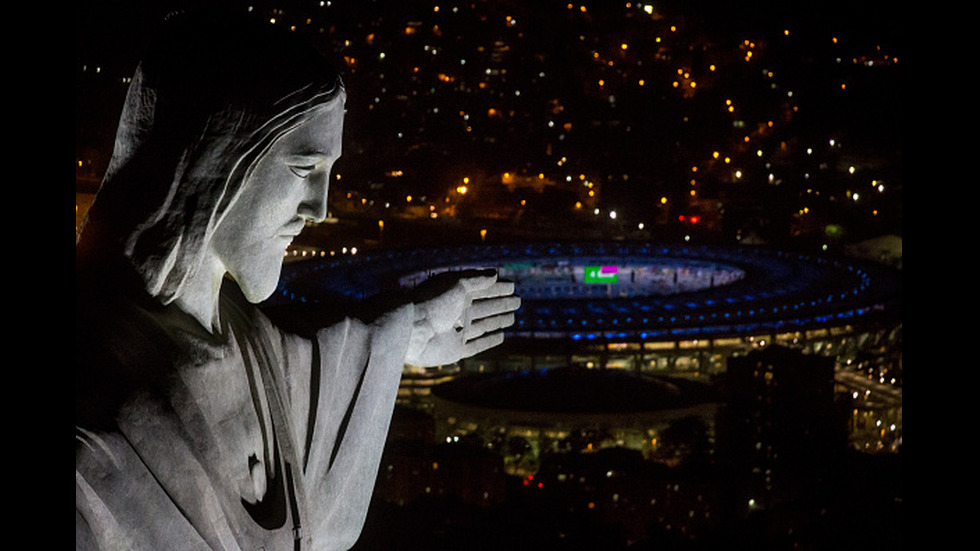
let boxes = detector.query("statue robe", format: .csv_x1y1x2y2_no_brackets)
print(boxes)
75,281,413,550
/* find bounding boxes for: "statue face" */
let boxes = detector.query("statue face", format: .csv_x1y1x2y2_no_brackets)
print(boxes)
211,99,344,303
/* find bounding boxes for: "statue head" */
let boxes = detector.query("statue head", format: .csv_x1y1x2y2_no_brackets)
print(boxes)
78,10,345,307
211,99,343,303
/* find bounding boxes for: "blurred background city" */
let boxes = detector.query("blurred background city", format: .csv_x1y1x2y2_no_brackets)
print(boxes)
77,1,902,549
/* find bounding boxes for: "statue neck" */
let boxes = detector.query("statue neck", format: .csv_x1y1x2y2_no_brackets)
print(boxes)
174,258,226,334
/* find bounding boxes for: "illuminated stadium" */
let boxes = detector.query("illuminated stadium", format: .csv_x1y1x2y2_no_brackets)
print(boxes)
266,241,902,492
268,241,902,469
270,241,902,347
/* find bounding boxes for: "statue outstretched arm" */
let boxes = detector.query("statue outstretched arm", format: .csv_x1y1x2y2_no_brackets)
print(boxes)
283,270,518,547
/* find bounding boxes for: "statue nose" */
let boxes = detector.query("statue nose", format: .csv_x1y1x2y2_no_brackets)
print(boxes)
299,172,330,222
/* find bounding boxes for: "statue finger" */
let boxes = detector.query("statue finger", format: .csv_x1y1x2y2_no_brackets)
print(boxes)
463,330,506,357
414,268,494,304
465,312,515,340
469,279,514,300
469,295,521,321
457,270,499,293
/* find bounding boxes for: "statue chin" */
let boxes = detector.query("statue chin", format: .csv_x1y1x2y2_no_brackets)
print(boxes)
230,261,284,304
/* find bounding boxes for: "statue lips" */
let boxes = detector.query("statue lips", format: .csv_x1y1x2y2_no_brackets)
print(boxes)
278,219,306,244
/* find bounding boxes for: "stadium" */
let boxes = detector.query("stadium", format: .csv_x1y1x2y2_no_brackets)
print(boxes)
267,240,902,499
268,240,901,445
269,240,902,351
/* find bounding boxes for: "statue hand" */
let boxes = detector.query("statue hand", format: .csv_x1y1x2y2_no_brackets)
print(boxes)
405,269,520,367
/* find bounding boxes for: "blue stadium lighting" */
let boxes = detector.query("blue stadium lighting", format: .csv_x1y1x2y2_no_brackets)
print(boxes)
272,242,901,344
